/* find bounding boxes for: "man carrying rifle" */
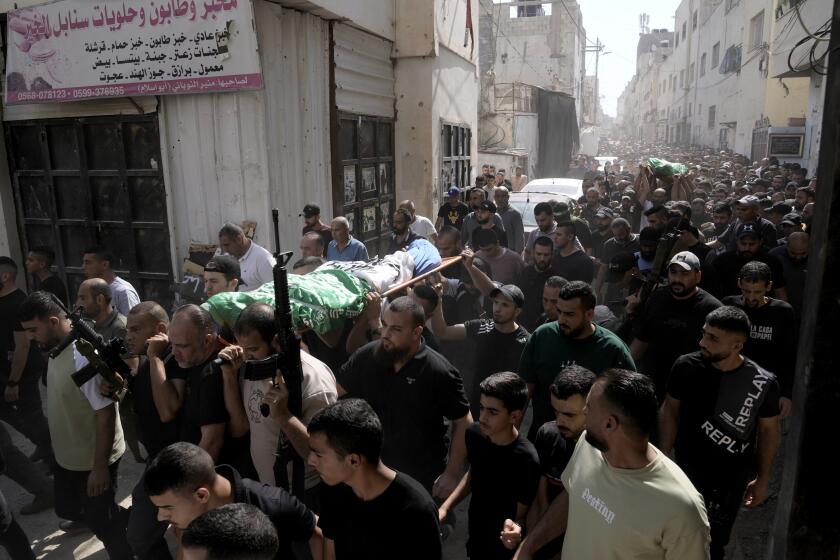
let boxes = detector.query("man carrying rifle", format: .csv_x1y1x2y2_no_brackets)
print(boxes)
216,303,337,510
18,291,133,557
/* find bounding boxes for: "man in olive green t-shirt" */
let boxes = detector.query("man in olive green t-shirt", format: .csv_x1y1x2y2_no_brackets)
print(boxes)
514,370,710,560
519,282,635,439
19,291,132,557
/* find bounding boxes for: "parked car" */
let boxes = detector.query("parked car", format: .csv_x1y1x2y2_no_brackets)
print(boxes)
508,191,576,236
595,156,618,168
521,177,584,199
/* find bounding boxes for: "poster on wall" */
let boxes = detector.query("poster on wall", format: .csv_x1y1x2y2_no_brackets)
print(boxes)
5,0,263,105
343,166,356,204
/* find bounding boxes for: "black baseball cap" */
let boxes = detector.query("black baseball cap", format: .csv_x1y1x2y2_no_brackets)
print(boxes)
204,255,243,283
781,213,802,227
478,200,497,213
736,222,761,239
595,207,615,220
299,204,321,218
769,202,792,215
489,284,525,308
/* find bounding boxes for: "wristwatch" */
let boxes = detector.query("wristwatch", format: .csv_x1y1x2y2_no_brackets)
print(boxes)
5,379,19,388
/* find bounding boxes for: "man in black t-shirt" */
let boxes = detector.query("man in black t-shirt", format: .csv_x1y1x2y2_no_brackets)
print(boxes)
149,305,254,475
589,207,615,260
146,442,320,559
527,365,596,560
593,218,639,302
436,186,470,231
337,297,472,499
551,222,594,284
630,251,722,400
432,284,529,419
722,261,797,418
311,399,442,560
517,236,559,331
660,306,781,560
705,223,787,300
25,246,68,306
0,258,53,514
122,302,185,560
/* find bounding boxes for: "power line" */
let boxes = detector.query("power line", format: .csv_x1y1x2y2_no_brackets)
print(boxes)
554,0,599,46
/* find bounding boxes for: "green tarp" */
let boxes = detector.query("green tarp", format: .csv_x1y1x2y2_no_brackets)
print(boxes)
647,157,689,177
201,268,371,334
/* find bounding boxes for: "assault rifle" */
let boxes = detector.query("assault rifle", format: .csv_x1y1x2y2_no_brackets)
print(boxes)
271,209,305,499
637,226,683,310
48,295,131,400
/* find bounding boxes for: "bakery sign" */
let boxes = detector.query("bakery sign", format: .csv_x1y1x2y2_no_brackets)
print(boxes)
5,0,263,105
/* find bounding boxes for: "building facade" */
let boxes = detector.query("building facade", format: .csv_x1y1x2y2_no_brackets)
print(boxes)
0,0,479,307
617,0,826,171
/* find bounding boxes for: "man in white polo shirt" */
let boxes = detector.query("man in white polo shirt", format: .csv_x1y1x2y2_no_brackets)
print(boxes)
217,223,276,291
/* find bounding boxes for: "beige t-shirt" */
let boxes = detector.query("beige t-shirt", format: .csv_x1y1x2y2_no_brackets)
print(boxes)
241,351,337,488
561,435,710,560
47,344,125,471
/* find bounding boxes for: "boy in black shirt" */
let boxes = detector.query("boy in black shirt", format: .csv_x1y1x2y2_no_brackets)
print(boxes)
438,372,540,560
722,261,797,418
660,306,781,560
310,399,442,560
25,246,68,306
432,283,529,418
146,442,320,559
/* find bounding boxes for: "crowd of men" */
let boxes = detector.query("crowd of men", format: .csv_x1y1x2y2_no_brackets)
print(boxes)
0,143,814,559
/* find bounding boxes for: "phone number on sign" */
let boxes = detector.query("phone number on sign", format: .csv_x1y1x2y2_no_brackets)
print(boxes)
12,86,125,101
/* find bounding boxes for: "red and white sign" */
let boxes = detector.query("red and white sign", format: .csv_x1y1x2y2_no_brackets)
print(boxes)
5,0,263,104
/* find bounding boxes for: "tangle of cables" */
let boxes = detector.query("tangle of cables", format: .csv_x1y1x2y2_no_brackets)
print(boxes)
787,17,831,76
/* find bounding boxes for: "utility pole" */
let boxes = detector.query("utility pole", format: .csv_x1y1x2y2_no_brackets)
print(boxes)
585,38,605,126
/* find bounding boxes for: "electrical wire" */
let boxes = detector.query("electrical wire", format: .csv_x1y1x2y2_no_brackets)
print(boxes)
554,0,599,46
786,17,831,74
793,0,830,42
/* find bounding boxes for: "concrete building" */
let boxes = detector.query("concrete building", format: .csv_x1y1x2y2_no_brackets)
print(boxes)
615,28,674,143
0,0,479,307
617,0,826,170
477,0,586,176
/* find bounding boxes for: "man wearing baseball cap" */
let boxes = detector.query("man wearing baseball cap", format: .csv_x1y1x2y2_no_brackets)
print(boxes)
706,223,787,301
299,204,333,249
435,186,470,232
709,195,778,252
204,255,244,298
469,200,509,249
432,281,529,419
630,251,722,400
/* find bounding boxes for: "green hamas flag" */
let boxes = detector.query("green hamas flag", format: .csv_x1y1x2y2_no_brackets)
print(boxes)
201,269,372,334
647,157,689,177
